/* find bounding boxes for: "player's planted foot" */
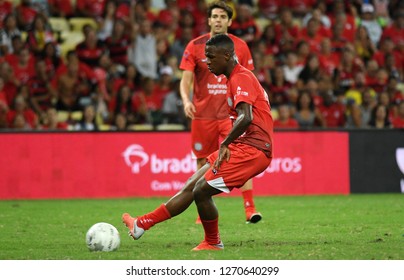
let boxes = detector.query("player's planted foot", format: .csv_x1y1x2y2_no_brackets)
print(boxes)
122,213,145,240
192,240,224,251
246,210,262,224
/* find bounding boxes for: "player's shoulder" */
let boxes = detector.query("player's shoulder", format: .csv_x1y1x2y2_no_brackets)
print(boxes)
191,34,210,46
227,34,248,46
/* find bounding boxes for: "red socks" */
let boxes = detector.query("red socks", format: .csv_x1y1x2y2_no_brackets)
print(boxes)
201,218,221,245
242,189,255,210
137,204,171,230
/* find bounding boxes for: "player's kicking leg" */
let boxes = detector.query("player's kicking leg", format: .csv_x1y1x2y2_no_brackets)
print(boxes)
122,165,209,240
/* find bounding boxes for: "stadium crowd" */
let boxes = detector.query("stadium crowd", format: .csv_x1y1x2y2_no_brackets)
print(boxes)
0,0,403,131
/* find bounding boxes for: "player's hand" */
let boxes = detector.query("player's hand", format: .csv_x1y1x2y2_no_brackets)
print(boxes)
183,101,196,119
214,144,230,170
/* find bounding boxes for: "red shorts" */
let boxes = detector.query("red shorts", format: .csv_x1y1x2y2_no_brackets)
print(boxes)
204,143,272,193
191,118,232,159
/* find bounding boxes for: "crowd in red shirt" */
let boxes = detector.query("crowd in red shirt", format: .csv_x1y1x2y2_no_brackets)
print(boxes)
0,0,403,131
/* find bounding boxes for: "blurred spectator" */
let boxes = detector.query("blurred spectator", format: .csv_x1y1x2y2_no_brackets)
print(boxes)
273,103,299,129
76,0,107,19
128,19,157,79
377,91,395,120
28,59,56,120
109,84,136,124
282,51,303,85
110,112,129,131
350,87,377,128
274,7,300,47
391,101,404,128
329,1,356,42
26,14,56,57
359,3,383,46
258,22,279,58
354,25,377,64
155,65,174,98
298,18,326,53
54,54,96,111
156,38,171,75
384,53,403,81
11,47,36,86
111,63,139,98
41,107,68,130
42,42,62,79
0,14,21,56
97,0,117,41
132,77,163,125
6,93,39,129
228,3,260,48
15,0,39,31
4,35,25,66
297,54,322,90
0,62,18,105
294,91,325,128
368,104,392,128
48,0,75,18
158,0,180,34
381,10,404,46
318,38,339,76
105,19,131,67
387,76,404,105
252,50,271,92
170,26,193,66
76,25,106,68
257,0,282,20
268,66,292,107
302,3,331,29
192,0,208,36
333,45,364,92
161,79,186,126
318,91,346,128
0,0,12,29
287,0,316,18
74,104,99,131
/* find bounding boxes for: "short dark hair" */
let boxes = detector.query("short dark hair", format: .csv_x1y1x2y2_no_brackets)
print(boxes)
206,34,234,53
207,1,233,19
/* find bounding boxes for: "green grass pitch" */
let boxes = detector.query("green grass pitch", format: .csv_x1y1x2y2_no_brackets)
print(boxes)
0,194,403,260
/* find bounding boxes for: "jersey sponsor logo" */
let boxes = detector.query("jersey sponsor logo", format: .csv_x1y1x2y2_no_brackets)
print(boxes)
395,148,404,193
122,144,196,174
236,86,249,97
256,157,302,177
207,82,227,95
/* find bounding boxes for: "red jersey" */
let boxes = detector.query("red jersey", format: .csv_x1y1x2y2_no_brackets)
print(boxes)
0,1,12,28
392,117,404,129
274,118,299,128
227,64,274,158
180,33,254,120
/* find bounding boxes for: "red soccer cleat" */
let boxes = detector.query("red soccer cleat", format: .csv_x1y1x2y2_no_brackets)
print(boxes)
122,213,145,240
191,240,224,251
246,210,262,224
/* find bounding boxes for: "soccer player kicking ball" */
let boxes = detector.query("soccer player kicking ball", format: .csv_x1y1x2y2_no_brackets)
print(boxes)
122,34,274,251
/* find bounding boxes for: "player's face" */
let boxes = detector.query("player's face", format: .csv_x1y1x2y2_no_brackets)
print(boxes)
205,45,227,76
208,8,232,35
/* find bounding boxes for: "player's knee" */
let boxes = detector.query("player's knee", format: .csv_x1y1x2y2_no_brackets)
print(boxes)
192,179,207,202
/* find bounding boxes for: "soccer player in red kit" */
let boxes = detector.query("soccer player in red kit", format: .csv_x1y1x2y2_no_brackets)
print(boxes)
123,33,274,251
179,1,261,223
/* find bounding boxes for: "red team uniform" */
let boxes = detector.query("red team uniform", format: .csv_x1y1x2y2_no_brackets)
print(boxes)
179,33,254,158
205,63,274,192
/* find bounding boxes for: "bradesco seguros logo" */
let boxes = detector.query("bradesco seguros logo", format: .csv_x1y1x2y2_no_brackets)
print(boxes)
122,144,196,174
396,148,404,193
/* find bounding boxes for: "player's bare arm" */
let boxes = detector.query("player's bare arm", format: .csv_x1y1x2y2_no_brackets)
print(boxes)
179,70,196,119
214,102,253,170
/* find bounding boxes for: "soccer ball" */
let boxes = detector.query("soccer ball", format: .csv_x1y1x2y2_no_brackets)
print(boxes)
86,222,120,252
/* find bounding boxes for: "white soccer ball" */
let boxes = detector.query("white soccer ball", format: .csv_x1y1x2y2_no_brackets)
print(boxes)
86,222,120,252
